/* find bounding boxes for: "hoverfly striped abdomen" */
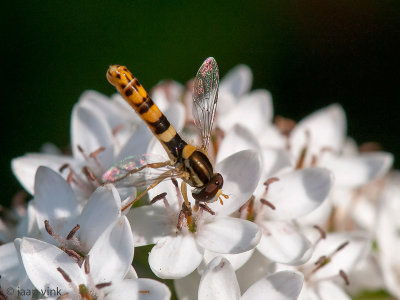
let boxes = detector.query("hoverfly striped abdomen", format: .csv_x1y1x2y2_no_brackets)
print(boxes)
107,65,187,162
104,58,227,210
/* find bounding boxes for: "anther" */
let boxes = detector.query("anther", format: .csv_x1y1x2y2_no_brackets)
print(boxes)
171,178,179,188
84,255,90,274
260,198,276,210
177,210,185,230
96,282,112,289
89,147,106,169
64,249,83,265
335,241,349,253
139,290,150,294
59,163,70,173
112,124,125,136
274,116,296,136
77,145,89,161
313,225,326,240
150,192,167,204
58,293,71,300
66,224,80,240
339,270,350,285
263,177,279,193
57,267,72,283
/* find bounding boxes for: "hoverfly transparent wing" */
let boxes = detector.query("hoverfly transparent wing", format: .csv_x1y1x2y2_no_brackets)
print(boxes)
102,154,180,188
192,57,220,150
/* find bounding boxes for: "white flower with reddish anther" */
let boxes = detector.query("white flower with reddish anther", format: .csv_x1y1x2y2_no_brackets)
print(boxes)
212,123,334,267
11,90,185,201
176,256,303,300
293,231,371,300
19,217,168,300
128,137,263,279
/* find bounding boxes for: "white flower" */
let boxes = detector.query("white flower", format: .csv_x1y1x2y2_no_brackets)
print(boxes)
128,136,263,279
294,231,371,300
176,256,303,300
213,124,333,266
19,216,169,299
11,90,185,201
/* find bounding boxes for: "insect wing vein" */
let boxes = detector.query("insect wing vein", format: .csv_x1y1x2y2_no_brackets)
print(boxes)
102,154,178,187
192,57,220,150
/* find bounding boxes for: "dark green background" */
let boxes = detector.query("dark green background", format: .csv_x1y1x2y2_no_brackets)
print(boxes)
2,1,399,205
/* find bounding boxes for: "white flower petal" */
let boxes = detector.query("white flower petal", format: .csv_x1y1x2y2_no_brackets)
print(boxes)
164,101,185,132
198,257,241,300
210,150,263,216
309,232,371,281
220,64,252,98
105,278,171,300
71,105,113,159
261,148,293,178
264,168,333,221
0,242,20,286
88,216,134,283
78,184,121,250
20,238,84,293
127,205,175,246
256,220,312,265
78,90,127,131
201,249,254,272
322,152,393,188
290,104,346,163
236,250,276,293
11,154,74,194
218,90,273,135
149,234,203,279
174,270,201,300
34,167,80,241
196,217,261,254
308,281,351,300
242,270,303,300
258,126,287,149
116,123,153,161
216,125,261,163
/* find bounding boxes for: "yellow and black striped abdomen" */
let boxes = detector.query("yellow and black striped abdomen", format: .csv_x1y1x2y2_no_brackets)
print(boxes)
107,65,187,161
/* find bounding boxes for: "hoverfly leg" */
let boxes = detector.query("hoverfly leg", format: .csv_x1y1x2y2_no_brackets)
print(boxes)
179,181,196,232
121,169,176,212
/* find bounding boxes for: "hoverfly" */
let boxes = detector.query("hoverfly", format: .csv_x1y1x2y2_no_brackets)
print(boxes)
103,57,228,213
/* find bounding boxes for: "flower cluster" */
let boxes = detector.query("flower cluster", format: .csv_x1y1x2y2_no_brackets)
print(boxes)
0,62,397,300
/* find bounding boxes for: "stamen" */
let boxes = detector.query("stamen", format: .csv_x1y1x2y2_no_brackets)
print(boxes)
150,192,167,204
313,225,327,240
77,145,89,161
339,270,350,285
59,163,70,173
82,166,99,183
84,255,90,274
89,147,106,169
44,220,64,245
263,177,279,194
96,282,112,289
139,290,150,294
66,224,81,240
58,293,71,299
260,198,276,210
112,124,125,136
57,267,72,283
199,203,215,215
274,115,296,136
177,210,185,230
64,249,83,265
